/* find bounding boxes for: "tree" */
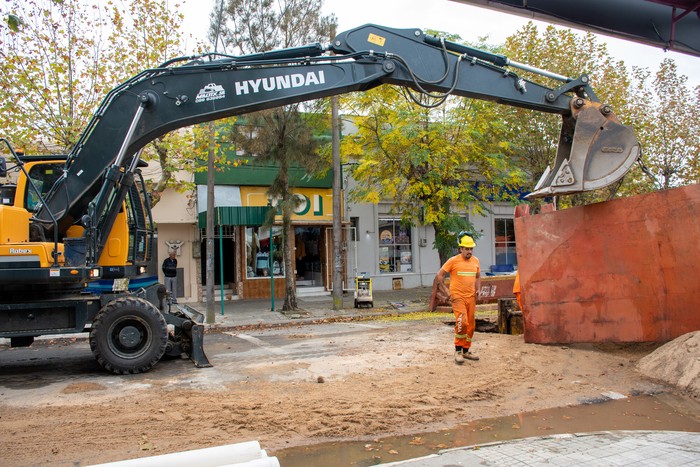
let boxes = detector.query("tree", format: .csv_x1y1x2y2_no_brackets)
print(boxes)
499,23,633,207
342,83,525,264
622,59,700,194
0,0,199,205
104,0,202,205
214,0,336,310
0,0,110,152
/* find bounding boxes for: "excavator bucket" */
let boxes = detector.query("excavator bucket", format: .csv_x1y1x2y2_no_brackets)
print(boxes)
526,101,641,199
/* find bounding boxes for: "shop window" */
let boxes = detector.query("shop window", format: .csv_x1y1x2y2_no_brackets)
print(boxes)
377,218,413,274
494,218,517,266
246,226,284,279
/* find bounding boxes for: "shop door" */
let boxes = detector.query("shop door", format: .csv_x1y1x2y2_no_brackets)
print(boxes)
200,226,236,289
294,226,323,288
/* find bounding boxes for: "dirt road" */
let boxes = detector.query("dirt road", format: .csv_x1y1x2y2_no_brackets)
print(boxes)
0,315,684,466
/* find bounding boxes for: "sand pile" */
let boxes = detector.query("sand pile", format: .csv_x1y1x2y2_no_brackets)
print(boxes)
638,331,700,395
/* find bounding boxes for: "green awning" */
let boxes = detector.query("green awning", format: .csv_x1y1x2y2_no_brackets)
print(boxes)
198,206,272,228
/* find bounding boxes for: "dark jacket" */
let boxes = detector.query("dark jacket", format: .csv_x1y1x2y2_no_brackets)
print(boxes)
162,257,178,277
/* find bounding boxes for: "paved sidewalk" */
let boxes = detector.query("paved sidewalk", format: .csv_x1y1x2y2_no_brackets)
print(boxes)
382,430,700,466
184,287,436,330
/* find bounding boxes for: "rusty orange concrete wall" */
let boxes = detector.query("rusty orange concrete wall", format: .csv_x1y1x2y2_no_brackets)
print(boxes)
515,184,700,344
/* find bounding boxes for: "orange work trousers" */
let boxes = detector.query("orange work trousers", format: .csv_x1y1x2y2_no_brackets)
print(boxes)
452,295,476,349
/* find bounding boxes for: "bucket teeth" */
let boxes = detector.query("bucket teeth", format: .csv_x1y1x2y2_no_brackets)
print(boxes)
527,102,640,199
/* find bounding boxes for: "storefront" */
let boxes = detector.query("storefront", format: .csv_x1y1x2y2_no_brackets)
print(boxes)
197,185,340,299
345,199,519,291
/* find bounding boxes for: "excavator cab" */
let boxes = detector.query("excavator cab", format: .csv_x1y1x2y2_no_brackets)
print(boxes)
0,141,210,374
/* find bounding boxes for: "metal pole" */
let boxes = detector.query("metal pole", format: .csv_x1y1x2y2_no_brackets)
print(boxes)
331,95,343,310
269,226,275,311
219,223,225,316
205,126,216,324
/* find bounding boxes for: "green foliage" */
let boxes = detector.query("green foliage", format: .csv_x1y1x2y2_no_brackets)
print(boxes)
0,0,111,152
215,0,336,54
0,0,201,206
104,0,199,205
5,14,22,32
341,80,525,263
622,60,700,193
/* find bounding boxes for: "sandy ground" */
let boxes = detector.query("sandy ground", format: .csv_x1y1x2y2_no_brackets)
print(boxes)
0,318,692,467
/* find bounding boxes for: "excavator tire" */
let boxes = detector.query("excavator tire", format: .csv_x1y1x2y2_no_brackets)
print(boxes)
89,297,168,375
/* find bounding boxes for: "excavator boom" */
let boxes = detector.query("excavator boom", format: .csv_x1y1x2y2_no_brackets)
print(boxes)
37,24,640,233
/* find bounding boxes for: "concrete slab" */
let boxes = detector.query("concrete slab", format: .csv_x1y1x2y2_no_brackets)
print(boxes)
382,431,700,466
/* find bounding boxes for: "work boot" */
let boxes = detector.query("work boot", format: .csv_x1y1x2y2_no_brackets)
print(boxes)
463,350,479,361
454,351,465,365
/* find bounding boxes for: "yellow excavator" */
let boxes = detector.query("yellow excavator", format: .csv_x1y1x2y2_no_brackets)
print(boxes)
0,24,640,374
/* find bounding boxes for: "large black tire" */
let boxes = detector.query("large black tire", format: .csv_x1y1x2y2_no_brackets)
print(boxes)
89,297,168,375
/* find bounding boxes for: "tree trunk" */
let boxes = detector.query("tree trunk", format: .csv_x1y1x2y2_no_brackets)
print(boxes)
282,208,297,311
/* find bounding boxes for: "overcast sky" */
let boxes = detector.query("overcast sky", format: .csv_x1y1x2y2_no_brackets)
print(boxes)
180,0,698,86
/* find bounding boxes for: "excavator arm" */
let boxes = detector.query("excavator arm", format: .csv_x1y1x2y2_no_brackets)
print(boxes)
37,24,640,238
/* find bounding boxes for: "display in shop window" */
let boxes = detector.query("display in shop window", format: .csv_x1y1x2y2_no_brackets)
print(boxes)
377,218,414,274
379,247,391,273
396,228,410,244
246,226,285,279
380,229,393,244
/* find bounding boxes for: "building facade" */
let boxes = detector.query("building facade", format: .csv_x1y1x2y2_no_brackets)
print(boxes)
150,137,519,303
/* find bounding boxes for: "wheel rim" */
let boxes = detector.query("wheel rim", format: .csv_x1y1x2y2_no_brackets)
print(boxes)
107,315,153,360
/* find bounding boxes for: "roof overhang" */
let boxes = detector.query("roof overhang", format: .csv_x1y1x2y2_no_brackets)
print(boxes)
451,0,700,57
197,206,272,228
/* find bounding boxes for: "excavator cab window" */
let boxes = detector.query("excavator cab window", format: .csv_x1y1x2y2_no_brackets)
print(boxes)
25,162,63,212
124,171,153,264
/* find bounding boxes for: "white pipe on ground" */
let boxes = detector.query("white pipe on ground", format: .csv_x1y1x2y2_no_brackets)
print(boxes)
220,457,281,467
89,441,278,467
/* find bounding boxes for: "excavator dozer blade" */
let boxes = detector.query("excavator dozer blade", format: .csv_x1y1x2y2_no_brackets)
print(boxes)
188,323,212,368
526,102,640,199
171,304,213,368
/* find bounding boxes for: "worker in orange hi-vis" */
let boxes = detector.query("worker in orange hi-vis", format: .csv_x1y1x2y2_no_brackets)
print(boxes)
433,233,481,365
513,270,522,311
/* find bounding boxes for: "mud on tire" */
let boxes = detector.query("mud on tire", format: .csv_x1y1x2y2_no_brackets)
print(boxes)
89,297,168,375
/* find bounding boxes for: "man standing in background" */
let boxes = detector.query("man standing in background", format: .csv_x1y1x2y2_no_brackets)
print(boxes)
162,250,178,303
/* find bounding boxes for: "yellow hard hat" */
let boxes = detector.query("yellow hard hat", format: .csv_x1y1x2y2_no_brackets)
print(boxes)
458,234,476,248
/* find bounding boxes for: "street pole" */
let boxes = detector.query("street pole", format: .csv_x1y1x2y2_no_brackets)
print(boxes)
206,0,225,324
206,123,215,324
219,223,224,316
331,95,343,310
270,225,275,311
